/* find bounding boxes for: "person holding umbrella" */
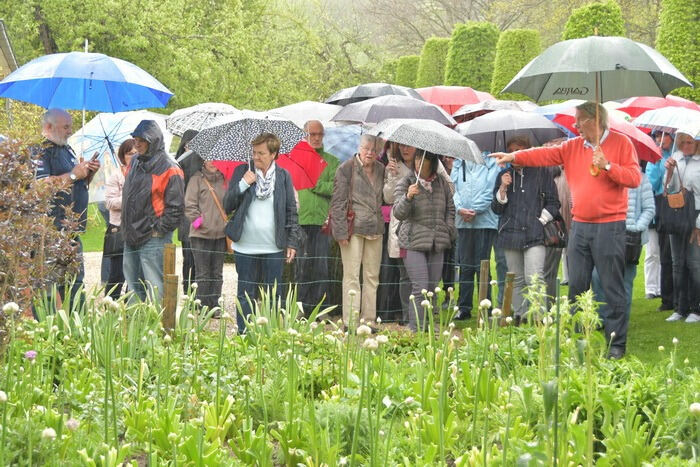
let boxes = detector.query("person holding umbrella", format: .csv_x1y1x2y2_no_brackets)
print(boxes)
223,132,301,332
491,102,641,359
393,151,456,332
35,109,100,310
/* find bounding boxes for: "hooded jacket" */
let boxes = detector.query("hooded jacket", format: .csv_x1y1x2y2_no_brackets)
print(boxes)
122,120,185,247
184,169,227,240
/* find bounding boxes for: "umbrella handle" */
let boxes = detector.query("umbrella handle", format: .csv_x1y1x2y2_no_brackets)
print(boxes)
590,164,600,177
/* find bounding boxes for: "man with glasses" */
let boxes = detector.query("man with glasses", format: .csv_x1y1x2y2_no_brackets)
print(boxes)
491,101,641,359
295,120,340,311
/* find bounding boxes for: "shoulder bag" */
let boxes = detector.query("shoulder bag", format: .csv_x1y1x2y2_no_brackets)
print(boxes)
321,159,355,237
655,164,696,236
202,178,234,253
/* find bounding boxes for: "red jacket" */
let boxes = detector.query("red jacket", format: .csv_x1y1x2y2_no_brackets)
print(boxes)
513,132,640,223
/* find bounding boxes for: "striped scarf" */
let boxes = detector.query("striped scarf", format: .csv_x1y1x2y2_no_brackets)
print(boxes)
255,162,276,199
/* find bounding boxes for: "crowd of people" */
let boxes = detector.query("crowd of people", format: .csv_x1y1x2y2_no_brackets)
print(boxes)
34,101,700,359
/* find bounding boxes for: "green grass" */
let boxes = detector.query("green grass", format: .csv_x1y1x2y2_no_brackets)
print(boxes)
81,208,697,365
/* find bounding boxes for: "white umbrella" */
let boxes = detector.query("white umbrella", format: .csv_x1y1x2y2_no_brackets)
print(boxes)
368,118,482,163
453,99,538,122
268,101,342,127
633,106,700,134
166,102,241,136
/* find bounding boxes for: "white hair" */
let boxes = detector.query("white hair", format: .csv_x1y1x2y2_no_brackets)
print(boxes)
41,108,71,127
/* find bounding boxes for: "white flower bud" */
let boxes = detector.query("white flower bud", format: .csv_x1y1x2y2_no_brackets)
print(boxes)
357,325,372,336
256,316,269,326
505,316,513,324
191,282,198,290
421,289,428,295
376,335,388,345
404,396,415,405
65,418,80,431
41,427,56,440
658,346,665,352
492,308,502,318
690,402,700,416
420,300,431,308
0,390,7,403
480,299,491,308
427,291,434,298
163,335,172,344
348,290,357,297
434,287,441,293
672,337,679,345
363,338,378,350
489,280,497,286
376,317,382,324
2,302,20,313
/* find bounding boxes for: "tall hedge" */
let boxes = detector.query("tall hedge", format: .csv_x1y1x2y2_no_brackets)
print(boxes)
394,55,420,87
415,37,450,88
655,0,699,101
444,22,500,90
562,1,626,40
490,29,541,100
378,58,399,84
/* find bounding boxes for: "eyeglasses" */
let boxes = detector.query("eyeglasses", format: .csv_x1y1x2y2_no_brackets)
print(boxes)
679,140,695,146
307,132,324,137
573,118,592,129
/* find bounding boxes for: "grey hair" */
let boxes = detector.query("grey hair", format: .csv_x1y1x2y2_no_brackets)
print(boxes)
303,120,323,132
576,101,608,130
41,108,71,127
359,134,378,148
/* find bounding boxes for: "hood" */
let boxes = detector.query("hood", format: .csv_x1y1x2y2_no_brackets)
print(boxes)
132,120,166,158
176,129,199,159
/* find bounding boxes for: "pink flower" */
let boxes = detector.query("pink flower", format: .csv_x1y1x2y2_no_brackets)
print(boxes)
24,350,37,361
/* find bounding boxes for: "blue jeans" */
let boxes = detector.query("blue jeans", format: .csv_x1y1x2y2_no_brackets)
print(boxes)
123,233,172,303
457,229,496,315
235,250,284,332
591,263,637,323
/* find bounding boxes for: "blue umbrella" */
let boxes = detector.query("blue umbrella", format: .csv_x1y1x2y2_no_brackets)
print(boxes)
0,52,172,111
323,124,362,162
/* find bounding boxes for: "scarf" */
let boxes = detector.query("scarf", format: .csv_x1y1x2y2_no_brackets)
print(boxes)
415,171,437,193
255,162,276,199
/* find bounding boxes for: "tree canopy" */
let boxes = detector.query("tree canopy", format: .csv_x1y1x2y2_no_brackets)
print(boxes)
562,0,626,40
395,55,420,87
655,0,699,101
490,29,541,99
444,22,500,90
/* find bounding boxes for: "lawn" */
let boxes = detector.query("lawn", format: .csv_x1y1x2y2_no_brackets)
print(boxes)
80,204,697,366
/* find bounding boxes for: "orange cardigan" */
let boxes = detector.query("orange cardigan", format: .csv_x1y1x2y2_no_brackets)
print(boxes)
513,132,641,223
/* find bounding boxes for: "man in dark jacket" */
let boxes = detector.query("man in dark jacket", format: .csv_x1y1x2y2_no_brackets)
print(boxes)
122,120,184,302
35,109,100,310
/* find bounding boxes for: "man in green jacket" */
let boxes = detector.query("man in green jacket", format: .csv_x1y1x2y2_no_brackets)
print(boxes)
296,120,340,310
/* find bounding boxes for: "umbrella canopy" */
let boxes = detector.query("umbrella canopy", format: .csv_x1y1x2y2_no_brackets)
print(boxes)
633,107,700,134
268,101,342,127
323,124,362,162
331,95,456,125
501,36,693,102
188,111,304,162
68,110,172,203
277,140,328,190
455,110,566,153
166,102,240,136
551,110,661,162
618,95,700,117
453,99,537,123
325,82,423,106
416,86,495,114
368,118,482,163
0,51,172,111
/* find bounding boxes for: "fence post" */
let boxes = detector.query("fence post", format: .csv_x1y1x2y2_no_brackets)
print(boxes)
502,272,516,320
478,259,490,304
162,243,177,334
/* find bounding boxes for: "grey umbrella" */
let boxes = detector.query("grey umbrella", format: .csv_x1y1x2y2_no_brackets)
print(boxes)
325,82,424,106
501,36,693,102
166,102,241,136
188,111,304,161
455,110,566,153
267,100,342,128
331,95,456,125
368,118,482,163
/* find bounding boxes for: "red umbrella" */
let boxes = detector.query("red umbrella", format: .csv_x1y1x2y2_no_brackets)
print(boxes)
416,86,494,114
552,110,661,163
277,140,328,190
211,160,245,181
618,95,700,118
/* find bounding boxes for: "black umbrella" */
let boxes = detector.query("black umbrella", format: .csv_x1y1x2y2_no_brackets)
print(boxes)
331,95,456,125
325,82,424,106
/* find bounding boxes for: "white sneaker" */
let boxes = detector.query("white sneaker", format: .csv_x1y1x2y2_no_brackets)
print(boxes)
685,313,700,323
666,312,684,322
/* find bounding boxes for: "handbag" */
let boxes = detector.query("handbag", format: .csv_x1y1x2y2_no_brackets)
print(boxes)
624,230,643,265
656,164,696,236
539,191,568,248
321,158,355,237
202,177,234,253
103,224,124,256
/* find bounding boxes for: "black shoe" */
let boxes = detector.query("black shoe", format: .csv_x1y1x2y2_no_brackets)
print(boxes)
657,303,674,312
645,293,660,299
607,347,625,360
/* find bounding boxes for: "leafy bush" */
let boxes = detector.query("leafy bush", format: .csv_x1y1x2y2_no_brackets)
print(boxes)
378,58,399,84
562,0,626,40
444,22,500,90
655,0,699,101
490,29,541,100
395,55,420,87
415,38,450,88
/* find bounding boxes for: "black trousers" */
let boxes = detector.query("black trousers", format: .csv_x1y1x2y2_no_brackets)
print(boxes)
658,231,674,309
295,225,332,310
190,237,226,310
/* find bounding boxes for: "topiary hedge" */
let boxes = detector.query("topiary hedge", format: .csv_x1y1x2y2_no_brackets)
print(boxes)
490,29,541,100
415,37,450,88
444,22,500,90
395,55,420,87
562,0,626,40
378,58,399,85
655,0,699,101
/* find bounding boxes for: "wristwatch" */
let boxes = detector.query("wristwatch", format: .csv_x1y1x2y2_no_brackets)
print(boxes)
69,171,77,181
604,163,611,171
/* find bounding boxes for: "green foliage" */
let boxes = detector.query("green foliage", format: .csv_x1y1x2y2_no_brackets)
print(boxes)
394,55,420,87
655,0,699,101
378,58,399,84
490,29,541,100
444,22,500,91
415,37,450,88
562,0,626,40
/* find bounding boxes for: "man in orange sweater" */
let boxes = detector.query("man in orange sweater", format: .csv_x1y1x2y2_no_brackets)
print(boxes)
491,102,641,359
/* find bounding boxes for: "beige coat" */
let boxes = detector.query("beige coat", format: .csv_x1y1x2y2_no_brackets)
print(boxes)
184,170,227,239
330,156,385,241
